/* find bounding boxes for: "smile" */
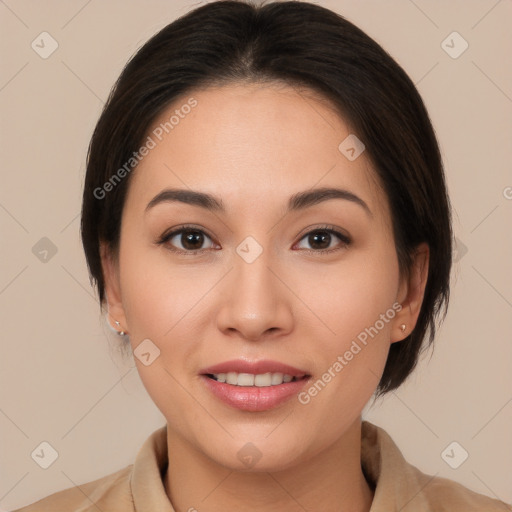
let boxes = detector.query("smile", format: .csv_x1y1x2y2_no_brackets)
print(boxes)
208,372,304,387
200,360,311,411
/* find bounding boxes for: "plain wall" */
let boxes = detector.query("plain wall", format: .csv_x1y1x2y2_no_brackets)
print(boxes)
1,0,511,509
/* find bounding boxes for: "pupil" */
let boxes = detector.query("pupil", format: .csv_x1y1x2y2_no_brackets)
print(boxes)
310,231,330,249
183,230,203,250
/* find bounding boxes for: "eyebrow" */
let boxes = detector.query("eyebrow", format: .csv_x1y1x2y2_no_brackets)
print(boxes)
145,186,372,217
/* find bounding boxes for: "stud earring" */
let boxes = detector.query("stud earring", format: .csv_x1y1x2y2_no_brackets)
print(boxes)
114,320,126,337
400,324,406,333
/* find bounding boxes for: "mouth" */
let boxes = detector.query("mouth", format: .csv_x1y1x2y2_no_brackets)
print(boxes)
199,360,311,411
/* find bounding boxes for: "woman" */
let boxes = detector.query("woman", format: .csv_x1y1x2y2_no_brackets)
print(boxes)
16,1,511,510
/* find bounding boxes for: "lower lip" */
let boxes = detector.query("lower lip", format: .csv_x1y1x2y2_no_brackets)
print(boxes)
201,375,309,412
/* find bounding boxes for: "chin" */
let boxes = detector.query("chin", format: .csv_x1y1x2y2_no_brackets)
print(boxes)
201,432,315,473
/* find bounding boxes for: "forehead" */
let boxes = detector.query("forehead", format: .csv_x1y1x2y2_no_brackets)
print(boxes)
126,83,388,221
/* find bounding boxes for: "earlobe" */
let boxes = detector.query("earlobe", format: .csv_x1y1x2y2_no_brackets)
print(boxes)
100,241,128,335
391,243,429,343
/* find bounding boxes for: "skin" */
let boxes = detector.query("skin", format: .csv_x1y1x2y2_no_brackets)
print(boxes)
101,82,429,512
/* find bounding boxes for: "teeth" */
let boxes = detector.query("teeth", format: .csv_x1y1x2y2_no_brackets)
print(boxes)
254,373,271,387
212,372,299,387
226,372,238,385
271,372,284,385
238,373,255,386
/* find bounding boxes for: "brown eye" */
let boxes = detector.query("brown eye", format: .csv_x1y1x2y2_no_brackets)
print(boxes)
307,231,331,250
295,227,351,253
158,227,215,253
178,230,207,250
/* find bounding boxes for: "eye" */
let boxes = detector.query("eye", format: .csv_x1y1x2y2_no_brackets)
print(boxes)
294,226,351,254
157,225,217,254
157,224,351,255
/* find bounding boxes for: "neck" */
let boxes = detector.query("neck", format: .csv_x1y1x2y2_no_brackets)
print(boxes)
164,418,374,512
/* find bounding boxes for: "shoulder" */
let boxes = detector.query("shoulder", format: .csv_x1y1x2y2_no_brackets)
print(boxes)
361,421,511,512
408,463,512,511
12,464,134,512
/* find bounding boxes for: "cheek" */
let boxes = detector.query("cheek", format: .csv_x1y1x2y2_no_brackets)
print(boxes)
293,242,400,405
117,242,211,423
118,239,222,396
118,234,206,338
294,244,400,347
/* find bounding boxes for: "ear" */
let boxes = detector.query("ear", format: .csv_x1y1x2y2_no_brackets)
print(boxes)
100,241,128,335
391,242,429,343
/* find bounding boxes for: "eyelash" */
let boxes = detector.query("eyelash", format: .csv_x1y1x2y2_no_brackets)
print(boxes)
156,224,351,256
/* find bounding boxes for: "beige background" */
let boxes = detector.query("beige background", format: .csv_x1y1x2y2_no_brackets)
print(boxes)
1,0,511,509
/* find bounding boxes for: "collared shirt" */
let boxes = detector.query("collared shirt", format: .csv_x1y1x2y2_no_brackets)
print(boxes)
15,421,511,511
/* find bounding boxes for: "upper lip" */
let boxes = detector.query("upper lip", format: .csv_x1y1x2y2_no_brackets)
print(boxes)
200,359,309,377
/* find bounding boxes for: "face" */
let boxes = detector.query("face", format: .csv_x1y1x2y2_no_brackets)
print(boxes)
102,83,426,471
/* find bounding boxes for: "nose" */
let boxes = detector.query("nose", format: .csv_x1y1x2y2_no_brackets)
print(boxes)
215,250,295,342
